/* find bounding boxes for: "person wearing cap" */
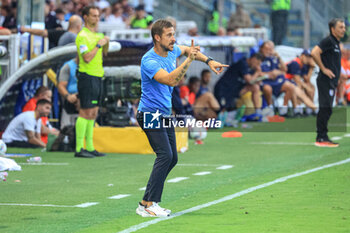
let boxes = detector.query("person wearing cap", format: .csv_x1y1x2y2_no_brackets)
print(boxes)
130,4,153,29
311,18,346,147
285,49,316,115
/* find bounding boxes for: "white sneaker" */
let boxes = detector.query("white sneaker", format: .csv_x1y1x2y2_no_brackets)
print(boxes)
136,203,154,217
145,202,170,217
156,202,171,214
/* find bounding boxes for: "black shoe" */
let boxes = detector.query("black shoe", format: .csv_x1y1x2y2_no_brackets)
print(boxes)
87,150,106,157
75,149,95,158
315,138,339,148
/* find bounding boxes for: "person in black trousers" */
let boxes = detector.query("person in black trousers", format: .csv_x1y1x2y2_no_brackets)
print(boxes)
311,18,346,147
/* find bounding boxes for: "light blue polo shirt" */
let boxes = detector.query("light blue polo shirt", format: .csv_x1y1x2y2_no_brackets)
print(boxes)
138,44,182,115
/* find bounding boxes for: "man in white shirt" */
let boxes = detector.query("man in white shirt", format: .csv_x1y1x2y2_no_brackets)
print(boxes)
2,99,52,148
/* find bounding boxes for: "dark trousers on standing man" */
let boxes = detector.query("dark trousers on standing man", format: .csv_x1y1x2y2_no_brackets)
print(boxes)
316,76,337,140
137,111,178,203
271,10,288,45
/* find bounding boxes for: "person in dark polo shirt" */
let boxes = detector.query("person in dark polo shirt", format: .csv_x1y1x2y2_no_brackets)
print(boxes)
311,18,346,147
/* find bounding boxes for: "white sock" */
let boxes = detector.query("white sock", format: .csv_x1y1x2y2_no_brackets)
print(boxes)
306,108,313,115
279,106,288,115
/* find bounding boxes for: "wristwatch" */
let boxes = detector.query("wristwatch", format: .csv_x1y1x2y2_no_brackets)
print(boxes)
205,56,213,65
96,44,102,48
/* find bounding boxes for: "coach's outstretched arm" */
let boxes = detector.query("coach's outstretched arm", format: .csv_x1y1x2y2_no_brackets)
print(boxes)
178,43,229,75
153,39,199,87
311,46,335,79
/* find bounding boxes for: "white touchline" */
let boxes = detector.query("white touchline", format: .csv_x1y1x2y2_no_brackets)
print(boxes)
0,202,99,208
331,136,342,141
176,164,230,167
193,171,212,176
108,194,131,199
216,165,233,170
139,187,146,191
18,163,69,166
343,133,350,137
167,177,189,183
252,142,314,145
117,157,350,233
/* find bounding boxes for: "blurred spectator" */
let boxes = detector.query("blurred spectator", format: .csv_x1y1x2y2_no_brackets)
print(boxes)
197,69,211,97
227,3,252,30
58,57,79,129
338,43,350,105
286,49,316,114
266,0,291,45
207,10,227,35
130,4,153,29
214,53,263,113
62,0,75,21
1,0,11,7
2,99,52,148
22,86,59,144
94,0,111,10
55,8,65,24
100,6,112,22
2,3,16,32
45,1,62,30
188,26,199,37
0,5,5,26
181,77,220,121
227,27,242,36
58,15,83,46
106,2,125,26
217,27,226,36
47,0,57,13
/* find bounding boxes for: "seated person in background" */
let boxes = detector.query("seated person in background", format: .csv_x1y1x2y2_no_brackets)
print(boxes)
259,41,316,116
130,4,153,29
286,49,316,114
58,57,80,129
2,99,52,148
22,86,59,144
197,69,211,97
338,43,350,106
181,77,220,121
214,53,263,114
227,3,252,30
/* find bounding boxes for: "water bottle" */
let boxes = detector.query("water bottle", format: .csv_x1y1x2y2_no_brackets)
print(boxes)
0,172,8,181
0,45,7,57
27,157,42,163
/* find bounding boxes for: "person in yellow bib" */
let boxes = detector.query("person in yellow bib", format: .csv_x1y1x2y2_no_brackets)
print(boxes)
75,6,109,158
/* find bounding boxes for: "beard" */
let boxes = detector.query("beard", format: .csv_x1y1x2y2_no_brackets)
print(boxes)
160,43,174,52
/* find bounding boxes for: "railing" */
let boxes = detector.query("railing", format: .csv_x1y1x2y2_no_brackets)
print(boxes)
239,27,269,42
0,35,20,81
110,29,151,40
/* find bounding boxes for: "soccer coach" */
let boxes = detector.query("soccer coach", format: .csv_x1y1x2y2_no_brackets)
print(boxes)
311,18,346,147
135,19,228,217
75,6,109,158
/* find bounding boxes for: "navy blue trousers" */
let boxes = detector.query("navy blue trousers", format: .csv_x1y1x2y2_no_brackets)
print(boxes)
137,111,178,202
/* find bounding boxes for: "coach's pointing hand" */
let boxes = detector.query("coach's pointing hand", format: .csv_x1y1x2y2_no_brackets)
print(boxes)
207,60,229,75
188,39,200,61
